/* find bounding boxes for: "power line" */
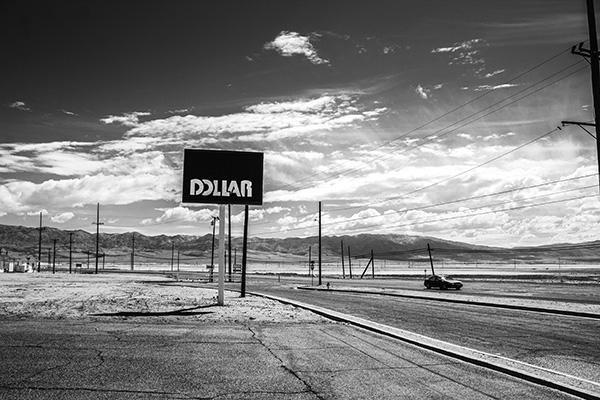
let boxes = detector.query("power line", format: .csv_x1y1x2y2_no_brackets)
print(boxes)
251,126,564,234
134,51,586,233
325,183,598,234
268,59,587,198
271,48,579,194
332,172,599,215
329,127,561,214
259,63,589,232
253,180,598,237
344,192,599,235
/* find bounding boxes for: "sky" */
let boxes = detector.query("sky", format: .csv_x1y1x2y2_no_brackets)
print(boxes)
1,0,599,247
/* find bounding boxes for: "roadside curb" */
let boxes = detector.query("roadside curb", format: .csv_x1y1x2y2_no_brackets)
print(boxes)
297,286,600,320
249,291,600,400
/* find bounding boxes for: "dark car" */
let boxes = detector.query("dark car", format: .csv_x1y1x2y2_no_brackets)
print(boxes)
424,275,463,290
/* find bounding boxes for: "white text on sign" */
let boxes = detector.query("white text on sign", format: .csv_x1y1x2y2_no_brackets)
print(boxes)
190,179,253,198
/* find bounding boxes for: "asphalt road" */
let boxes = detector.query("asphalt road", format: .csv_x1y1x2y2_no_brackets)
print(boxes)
0,319,579,399
241,274,600,304
240,278,600,384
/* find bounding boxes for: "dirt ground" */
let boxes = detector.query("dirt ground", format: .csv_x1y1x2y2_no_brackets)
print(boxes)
0,272,328,324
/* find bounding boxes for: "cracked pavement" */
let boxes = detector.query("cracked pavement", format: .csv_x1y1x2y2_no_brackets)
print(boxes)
0,319,580,399
0,273,589,399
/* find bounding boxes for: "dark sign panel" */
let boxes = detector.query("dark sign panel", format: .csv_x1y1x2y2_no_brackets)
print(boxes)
182,149,264,205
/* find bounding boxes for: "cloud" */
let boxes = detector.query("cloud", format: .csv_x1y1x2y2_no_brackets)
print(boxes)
431,39,487,66
264,31,329,65
8,101,31,112
415,84,429,99
0,94,389,217
477,132,516,141
485,69,505,78
101,112,151,127
474,83,519,91
0,141,168,177
51,212,75,223
100,95,386,144
141,206,214,226
432,38,484,54
0,153,179,214
168,108,191,114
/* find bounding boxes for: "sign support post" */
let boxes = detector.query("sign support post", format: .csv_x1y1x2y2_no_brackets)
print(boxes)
217,204,226,306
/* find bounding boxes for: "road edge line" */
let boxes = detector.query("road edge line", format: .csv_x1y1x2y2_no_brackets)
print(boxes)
297,286,600,320
250,291,600,400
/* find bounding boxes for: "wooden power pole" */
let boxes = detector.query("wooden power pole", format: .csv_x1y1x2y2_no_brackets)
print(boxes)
566,0,600,190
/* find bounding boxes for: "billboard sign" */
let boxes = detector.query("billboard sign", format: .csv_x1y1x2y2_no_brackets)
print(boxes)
182,149,264,205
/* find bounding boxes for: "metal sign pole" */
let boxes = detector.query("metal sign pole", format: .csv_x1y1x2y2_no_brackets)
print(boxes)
217,204,226,306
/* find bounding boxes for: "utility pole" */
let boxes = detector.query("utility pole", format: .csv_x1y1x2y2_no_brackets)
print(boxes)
52,238,58,274
587,0,600,190
318,201,322,286
131,232,135,271
308,246,312,276
348,245,353,278
171,241,174,271
68,232,74,274
566,0,600,190
427,243,435,276
340,240,345,279
36,212,45,272
92,203,104,274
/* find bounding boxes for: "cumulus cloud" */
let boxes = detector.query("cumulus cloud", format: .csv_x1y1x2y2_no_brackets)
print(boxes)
264,31,329,65
51,212,75,223
141,206,214,226
0,94,389,218
0,153,179,214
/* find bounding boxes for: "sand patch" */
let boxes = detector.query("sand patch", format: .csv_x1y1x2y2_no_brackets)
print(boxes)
0,272,327,323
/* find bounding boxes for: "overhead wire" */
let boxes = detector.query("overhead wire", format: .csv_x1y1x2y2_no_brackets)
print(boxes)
138,48,591,235
271,48,577,193
269,58,588,197
247,124,592,236
250,179,598,237
328,127,561,214
258,63,591,233
246,173,599,236
261,62,589,226
322,182,599,233
326,192,598,239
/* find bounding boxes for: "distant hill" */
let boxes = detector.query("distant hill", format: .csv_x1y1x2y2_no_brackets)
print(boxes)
0,223,599,264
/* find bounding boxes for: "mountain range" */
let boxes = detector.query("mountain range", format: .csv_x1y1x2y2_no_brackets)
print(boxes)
1,223,599,264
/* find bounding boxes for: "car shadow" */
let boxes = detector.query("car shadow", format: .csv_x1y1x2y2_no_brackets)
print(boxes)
91,304,218,317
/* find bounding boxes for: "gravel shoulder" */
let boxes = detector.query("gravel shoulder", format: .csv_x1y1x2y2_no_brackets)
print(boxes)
0,272,328,324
